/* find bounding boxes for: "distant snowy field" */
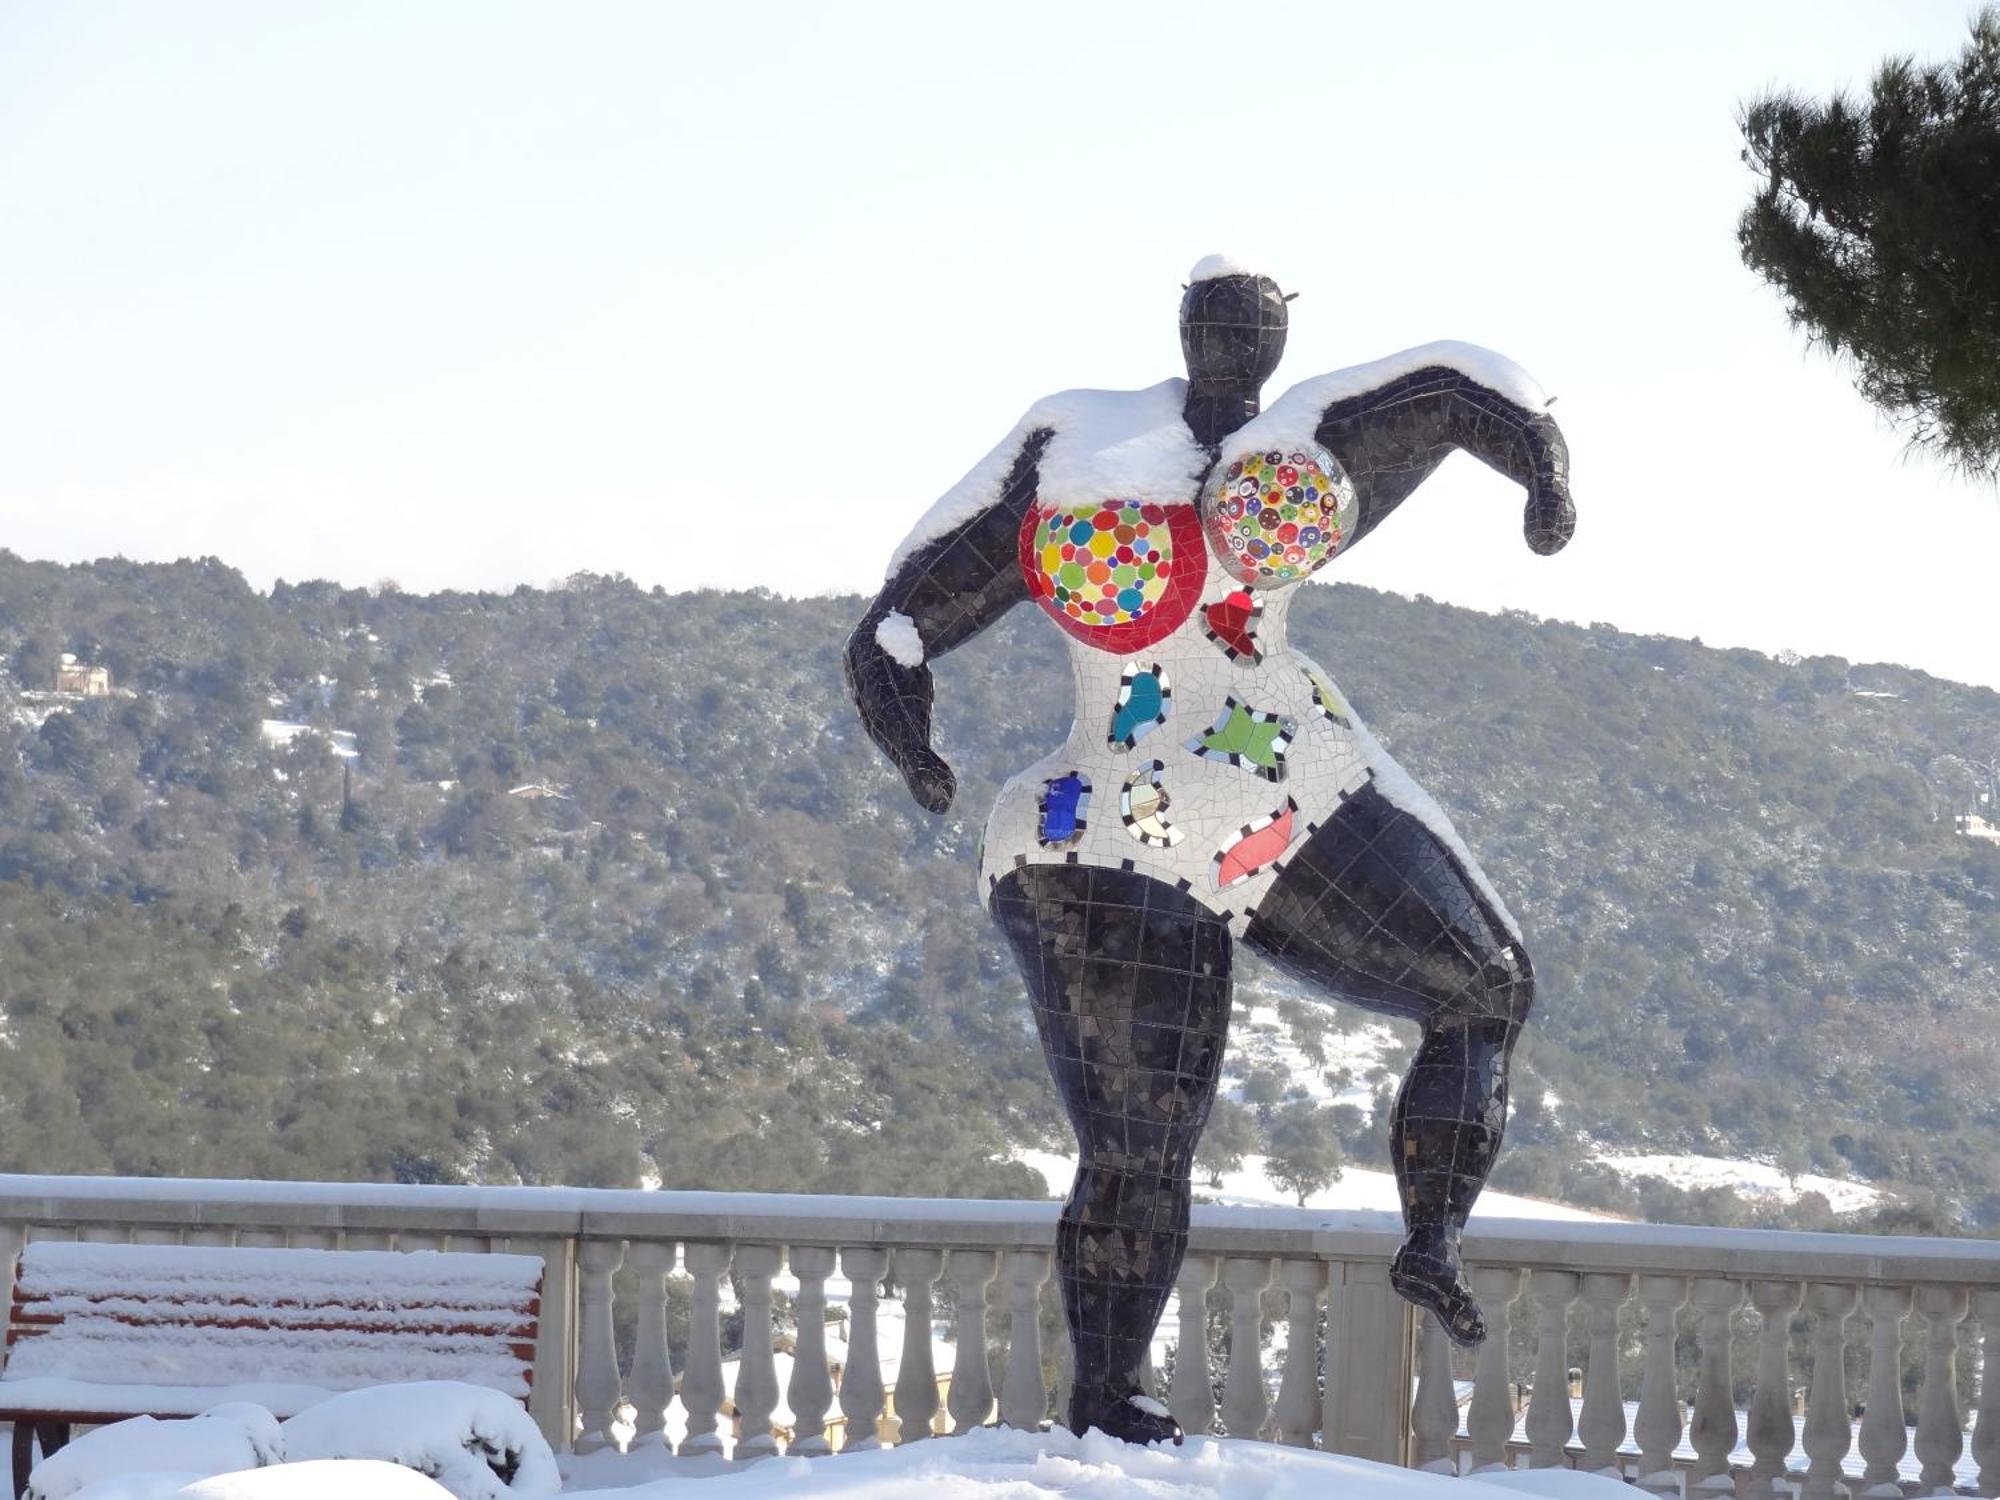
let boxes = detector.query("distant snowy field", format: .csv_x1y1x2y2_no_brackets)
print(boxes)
1585,1151,1886,1214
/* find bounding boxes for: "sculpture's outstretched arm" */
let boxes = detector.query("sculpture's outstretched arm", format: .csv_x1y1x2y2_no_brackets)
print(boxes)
1314,365,1575,556
845,428,1051,814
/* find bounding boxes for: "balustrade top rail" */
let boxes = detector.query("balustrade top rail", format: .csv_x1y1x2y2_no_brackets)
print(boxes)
2,1174,1998,1285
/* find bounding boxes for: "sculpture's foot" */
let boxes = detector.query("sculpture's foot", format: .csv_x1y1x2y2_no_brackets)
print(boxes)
1067,1389,1184,1447
1391,1228,1486,1347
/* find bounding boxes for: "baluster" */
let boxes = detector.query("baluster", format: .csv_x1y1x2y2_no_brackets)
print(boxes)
1413,1313,1460,1472
1690,1277,1745,1494
733,1244,782,1458
999,1251,1051,1431
947,1250,998,1433
341,1229,392,1251
1974,1290,2000,1498
1526,1270,1579,1467
184,1228,235,1248
626,1240,676,1448
1169,1254,1218,1438
573,1239,626,1453
397,1231,443,1253
1635,1276,1689,1491
1915,1287,1968,1496
1803,1283,1860,1500
1221,1257,1273,1439
1275,1260,1327,1448
838,1247,889,1452
787,1246,837,1456
132,1228,181,1245
893,1248,944,1443
680,1241,731,1456
1579,1273,1633,1474
1469,1267,1523,1472
1859,1285,1914,1497
1746,1281,1804,1493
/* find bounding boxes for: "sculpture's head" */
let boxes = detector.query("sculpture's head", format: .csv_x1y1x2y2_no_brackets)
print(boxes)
1180,256,1290,390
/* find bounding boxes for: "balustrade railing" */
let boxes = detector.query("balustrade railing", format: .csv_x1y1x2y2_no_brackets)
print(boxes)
3,1175,1999,1493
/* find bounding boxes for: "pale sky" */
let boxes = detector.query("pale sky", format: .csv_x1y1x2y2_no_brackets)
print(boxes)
2,1,1996,688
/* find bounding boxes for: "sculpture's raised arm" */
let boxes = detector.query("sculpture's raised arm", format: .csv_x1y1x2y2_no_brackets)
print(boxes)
845,425,1051,814
1292,341,1575,557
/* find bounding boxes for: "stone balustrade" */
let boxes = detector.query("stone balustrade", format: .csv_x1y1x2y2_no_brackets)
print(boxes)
3,1175,1999,1493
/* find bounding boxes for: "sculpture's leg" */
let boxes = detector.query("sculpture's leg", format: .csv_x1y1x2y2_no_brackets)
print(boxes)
991,863,1233,1443
1244,779,1534,1347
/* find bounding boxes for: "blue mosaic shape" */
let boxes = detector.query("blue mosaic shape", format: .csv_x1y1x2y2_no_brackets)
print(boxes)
1108,664,1172,750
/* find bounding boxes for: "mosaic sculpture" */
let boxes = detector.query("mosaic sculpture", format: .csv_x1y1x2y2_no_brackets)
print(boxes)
846,255,1575,1445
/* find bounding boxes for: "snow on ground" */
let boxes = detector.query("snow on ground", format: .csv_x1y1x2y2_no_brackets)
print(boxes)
258,722,357,760
1588,1152,1886,1214
570,1427,1631,1500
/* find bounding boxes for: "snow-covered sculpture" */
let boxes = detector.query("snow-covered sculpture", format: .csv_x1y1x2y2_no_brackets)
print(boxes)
846,256,1575,1444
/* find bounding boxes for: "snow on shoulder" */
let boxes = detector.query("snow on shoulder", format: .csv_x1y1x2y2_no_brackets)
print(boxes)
887,380,1197,576
1240,340,1551,454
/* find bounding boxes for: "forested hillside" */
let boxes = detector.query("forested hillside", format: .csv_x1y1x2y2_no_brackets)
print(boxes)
1,552,1995,1226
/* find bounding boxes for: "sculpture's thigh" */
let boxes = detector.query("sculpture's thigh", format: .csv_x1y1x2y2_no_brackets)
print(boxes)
1244,780,1532,1028
989,863,1235,1163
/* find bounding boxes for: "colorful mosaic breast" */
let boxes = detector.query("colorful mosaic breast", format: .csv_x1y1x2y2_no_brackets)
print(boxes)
1201,445,1359,588
1019,498,1207,653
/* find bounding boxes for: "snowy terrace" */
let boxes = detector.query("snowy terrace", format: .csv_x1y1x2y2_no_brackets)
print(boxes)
2,1175,1999,1497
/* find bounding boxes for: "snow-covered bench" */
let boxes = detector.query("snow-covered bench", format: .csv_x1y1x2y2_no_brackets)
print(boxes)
0,1241,543,1498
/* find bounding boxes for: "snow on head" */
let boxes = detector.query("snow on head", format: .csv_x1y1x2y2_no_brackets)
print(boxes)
1188,253,1272,284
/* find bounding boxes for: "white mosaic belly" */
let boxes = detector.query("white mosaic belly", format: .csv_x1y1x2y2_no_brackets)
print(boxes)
978,584,1372,930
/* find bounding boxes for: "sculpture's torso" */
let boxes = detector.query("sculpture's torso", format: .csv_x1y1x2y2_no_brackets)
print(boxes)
976,381,1376,931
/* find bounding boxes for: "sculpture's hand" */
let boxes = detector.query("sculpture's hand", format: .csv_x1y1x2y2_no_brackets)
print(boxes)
898,744,957,815
1524,479,1575,556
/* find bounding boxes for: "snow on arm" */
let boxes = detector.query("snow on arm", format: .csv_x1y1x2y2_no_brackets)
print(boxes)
1239,340,1551,452
1346,710,1522,944
873,612,924,668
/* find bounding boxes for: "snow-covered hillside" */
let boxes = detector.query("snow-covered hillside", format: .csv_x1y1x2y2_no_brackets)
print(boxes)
1586,1151,1886,1214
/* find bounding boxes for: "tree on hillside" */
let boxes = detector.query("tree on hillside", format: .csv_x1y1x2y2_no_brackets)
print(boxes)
1265,1101,1344,1207
1738,8,2000,478
1196,1098,1264,1189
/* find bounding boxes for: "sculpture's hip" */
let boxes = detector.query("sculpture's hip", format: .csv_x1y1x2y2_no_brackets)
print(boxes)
977,588,1370,934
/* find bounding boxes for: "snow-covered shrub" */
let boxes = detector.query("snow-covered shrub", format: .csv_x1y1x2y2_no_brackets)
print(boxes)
28,1405,282,1500
280,1383,556,1500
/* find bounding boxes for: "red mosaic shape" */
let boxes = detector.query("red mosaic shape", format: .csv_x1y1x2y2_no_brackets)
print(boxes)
1211,797,1300,890
1200,589,1264,664
1019,500,1207,654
